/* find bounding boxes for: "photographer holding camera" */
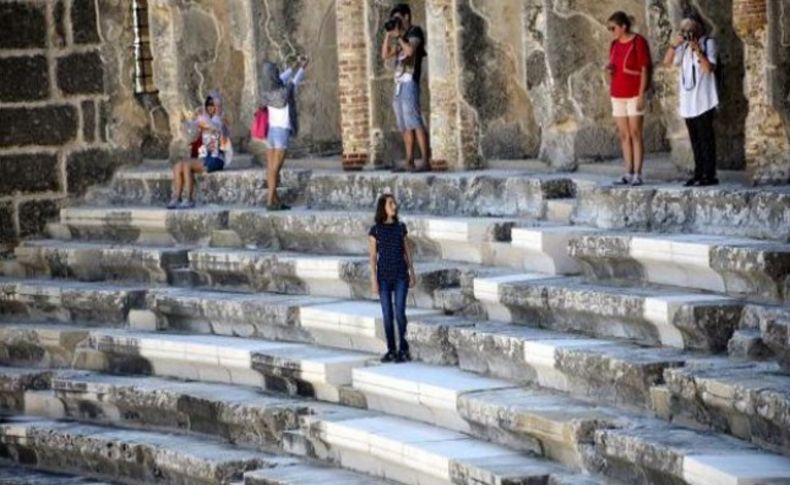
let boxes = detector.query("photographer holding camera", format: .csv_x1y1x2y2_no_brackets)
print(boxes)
663,15,719,186
381,3,430,172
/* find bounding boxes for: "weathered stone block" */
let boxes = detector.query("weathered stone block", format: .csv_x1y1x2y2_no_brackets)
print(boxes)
53,1,66,47
56,51,104,95
0,154,60,195
71,0,99,45
0,106,78,147
0,56,49,102
81,100,95,142
0,2,46,48
66,149,119,196
0,202,15,245
19,199,61,237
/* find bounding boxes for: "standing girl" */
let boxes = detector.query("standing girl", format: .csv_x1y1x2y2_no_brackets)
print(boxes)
607,11,652,186
260,58,307,211
368,194,416,363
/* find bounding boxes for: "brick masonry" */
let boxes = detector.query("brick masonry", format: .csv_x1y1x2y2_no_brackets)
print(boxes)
0,0,112,249
335,0,371,171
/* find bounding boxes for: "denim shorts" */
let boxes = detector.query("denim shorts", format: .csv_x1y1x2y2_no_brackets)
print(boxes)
202,155,225,173
392,81,424,131
267,127,291,149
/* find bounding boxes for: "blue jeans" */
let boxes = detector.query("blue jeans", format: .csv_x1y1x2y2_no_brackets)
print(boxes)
378,278,409,354
392,80,424,131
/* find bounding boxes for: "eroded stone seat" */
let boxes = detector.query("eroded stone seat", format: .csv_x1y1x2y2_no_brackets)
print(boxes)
244,464,390,485
569,232,790,303
78,329,374,402
0,278,146,324
510,225,599,274
15,239,189,283
473,273,743,350
0,324,91,368
572,184,790,242
0,416,281,484
59,206,229,245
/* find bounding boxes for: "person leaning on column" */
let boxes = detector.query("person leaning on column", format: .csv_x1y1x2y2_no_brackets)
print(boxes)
663,14,720,186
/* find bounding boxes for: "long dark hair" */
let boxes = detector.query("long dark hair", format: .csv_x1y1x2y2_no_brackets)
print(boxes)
608,11,632,32
374,194,398,224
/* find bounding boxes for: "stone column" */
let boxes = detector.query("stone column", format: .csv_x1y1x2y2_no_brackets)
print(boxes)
734,0,790,183
336,0,372,171
426,0,482,171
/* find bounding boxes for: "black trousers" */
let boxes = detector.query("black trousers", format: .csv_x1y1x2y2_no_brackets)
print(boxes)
684,107,717,180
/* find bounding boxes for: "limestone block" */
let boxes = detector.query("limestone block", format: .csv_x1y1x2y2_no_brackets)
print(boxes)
0,367,53,412
0,325,91,368
740,304,790,372
245,464,390,484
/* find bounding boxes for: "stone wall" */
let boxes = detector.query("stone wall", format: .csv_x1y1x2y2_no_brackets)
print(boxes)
0,0,147,251
148,0,341,161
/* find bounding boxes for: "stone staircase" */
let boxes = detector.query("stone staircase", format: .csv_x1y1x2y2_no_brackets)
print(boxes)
0,159,789,484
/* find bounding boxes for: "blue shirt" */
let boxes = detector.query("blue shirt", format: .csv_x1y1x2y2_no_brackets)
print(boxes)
369,222,409,282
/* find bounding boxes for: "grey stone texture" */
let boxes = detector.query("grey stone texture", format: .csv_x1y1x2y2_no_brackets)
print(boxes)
18,199,61,238
56,51,105,96
0,55,49,102
0,154,60,195
0,106,78,147
71,0,100,45
0,2,46,49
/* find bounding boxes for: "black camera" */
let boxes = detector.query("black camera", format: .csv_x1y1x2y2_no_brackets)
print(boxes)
384,17,401,32
682,31,696,42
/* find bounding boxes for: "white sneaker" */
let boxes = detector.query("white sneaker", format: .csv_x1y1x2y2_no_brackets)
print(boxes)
614,174,632,185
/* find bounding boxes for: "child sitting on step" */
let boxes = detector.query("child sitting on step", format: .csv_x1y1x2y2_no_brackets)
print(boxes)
167,90,233,209
368,194,416,363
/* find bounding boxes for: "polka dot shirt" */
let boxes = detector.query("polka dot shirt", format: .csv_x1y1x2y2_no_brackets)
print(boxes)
369,221,409,282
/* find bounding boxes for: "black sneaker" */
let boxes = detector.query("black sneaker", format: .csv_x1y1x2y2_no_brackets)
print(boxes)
683,178,700,187
698,177,719,186
380,351,396,363
397,349,412,362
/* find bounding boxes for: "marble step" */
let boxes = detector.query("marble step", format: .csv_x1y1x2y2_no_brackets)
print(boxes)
244,465,390,485
572,183,790,242
473,273,743,350
44,371,309,449
349,362,790,483
509,225,599,275
58,206,229,246
545,198,576,224
410,318,688,409
302,170,574,218
0,416,278,484
77,329,375,403
0,366,53,412
226,209,528,267
292,408,568,485
569,232,790,303
0,324,91,368
739,304,790,373
15,239,190,283
137,287,437,354
659,358,790,457
0,278,146,325
106,165,299,206
188,248,464,306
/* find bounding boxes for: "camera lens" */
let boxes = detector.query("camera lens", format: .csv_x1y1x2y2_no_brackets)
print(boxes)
384,18,400,32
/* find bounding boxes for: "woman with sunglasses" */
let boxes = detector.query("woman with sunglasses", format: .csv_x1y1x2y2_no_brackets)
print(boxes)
606,11,652,186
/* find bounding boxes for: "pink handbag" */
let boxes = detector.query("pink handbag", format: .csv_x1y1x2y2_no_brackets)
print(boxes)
249,107,269,140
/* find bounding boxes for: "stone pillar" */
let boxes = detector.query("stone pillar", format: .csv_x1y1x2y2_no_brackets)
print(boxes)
336,0,372,171
425,0,481,171
734,0,790,183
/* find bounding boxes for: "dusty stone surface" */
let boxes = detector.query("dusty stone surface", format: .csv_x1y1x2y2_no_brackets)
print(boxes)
663,360,790,456
53,371,309,449
15,241,188,284
0,417,268,484
0,325,90,368
492,276,743,351
0,279,146,325
740,304,790,372
572,184,790,242
303,171,573,217
0,367,53,412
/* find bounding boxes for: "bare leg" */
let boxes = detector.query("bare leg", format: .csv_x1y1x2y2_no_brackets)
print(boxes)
171,161,185,201
271,148,287,205
184,160,206,201
628,115,645,175
414,126,430,169
402,130,415,169
266,147,277,206
614,117,633,175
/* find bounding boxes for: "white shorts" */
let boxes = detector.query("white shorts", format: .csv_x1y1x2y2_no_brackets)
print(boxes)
611,97,644,117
